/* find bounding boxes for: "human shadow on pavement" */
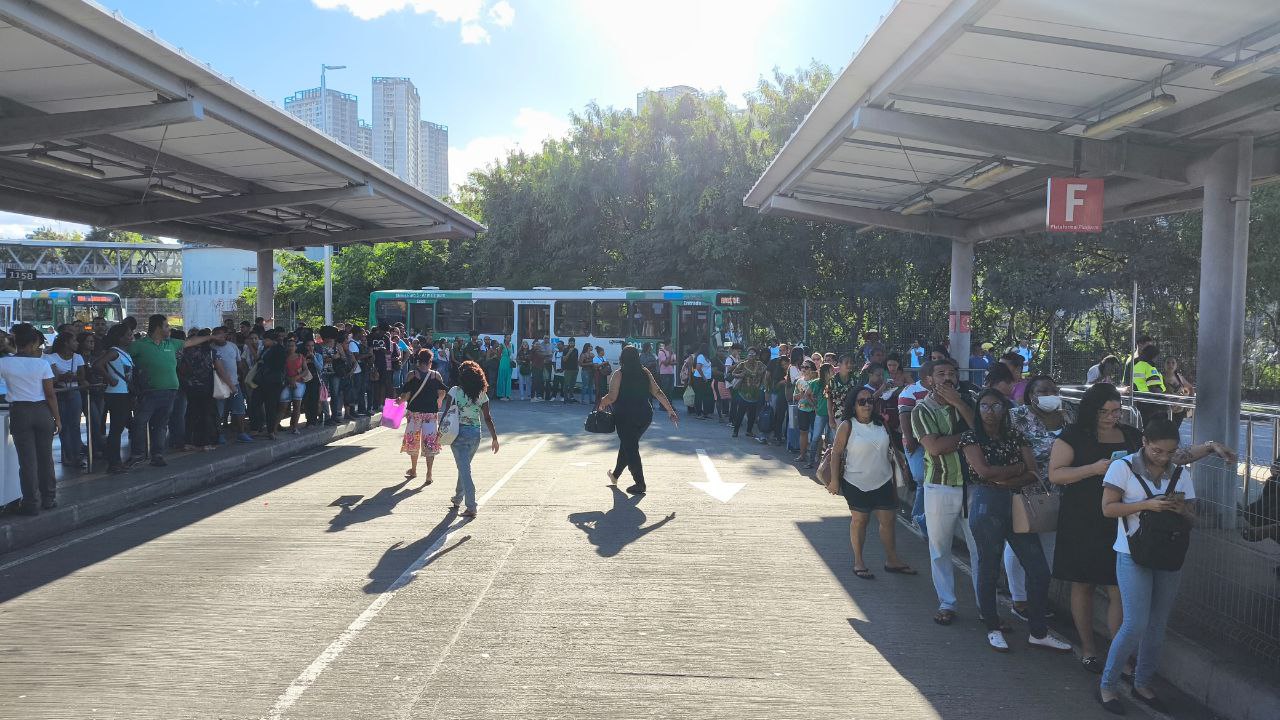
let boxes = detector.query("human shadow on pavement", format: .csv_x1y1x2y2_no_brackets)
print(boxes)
568,486,676,558
363,506,471,594
327,478,424,533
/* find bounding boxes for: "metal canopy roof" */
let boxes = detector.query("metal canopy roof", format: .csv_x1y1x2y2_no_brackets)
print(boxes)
0,0,484,252
745,0,1280,240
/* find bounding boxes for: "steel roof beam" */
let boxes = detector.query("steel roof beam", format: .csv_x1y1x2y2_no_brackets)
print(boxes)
1141,77,1280,139
853,107,1190,184
763,195,971,239
0,185,260,250
261,223,457,250
962,25,1248,69
104,184,373,227
0,100,203,148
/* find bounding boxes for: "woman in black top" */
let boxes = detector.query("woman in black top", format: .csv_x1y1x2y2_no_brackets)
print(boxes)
599,345,679,495
1049,383,1141,672
398,349,448,484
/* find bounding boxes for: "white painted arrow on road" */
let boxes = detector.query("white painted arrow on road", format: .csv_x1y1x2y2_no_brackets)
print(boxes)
692,449,745,502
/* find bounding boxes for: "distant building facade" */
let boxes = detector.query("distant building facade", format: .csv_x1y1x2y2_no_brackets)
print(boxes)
283,87,360,148
419,120,449,198
372,76,421,186
636,85,700,113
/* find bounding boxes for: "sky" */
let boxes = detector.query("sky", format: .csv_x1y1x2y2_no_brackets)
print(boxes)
2,0,895,238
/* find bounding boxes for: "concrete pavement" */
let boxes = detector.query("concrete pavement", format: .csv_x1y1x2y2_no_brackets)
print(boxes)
0,401,1218,719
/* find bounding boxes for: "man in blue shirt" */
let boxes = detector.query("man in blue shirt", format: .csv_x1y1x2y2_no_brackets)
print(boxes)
968,342,993,387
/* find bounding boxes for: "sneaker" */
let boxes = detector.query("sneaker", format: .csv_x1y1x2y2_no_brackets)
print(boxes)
1011,602,1029,622
150,456,168,467
987,630,1010,653
203,445,218,452
1028,633,1072,653
123,456,144,470
237,433,255,443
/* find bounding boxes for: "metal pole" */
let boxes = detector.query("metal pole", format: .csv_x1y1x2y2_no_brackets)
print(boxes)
1130,278,1138,416
802,299,808,347
1048,314,1055,377
16,279,22,322
323,244,333,325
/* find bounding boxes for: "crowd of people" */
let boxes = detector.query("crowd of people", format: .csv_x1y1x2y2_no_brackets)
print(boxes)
1,316,1268,714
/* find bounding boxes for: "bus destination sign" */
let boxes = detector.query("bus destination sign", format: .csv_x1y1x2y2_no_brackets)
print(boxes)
716,293,745,307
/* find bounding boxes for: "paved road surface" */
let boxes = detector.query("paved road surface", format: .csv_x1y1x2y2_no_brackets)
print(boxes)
1,402,1212,719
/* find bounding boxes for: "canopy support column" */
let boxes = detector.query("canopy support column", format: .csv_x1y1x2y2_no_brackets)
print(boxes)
949,240,975,378
256,249,275,329
1193,135,1251,528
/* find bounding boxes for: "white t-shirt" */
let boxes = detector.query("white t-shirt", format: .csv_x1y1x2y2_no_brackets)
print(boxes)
1102,454,1195,555
842,419,893,492
1086,364,1102,384
0,356,55,402
348,340,362,374
788,365,803,385
46,353,85,389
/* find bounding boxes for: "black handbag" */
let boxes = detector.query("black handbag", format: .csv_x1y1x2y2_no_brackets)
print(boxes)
584,408,615,434
1122,461,1192,571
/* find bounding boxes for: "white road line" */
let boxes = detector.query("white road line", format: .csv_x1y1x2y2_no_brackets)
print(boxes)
691,448,745,502
0,429,385,574
264,436,548,720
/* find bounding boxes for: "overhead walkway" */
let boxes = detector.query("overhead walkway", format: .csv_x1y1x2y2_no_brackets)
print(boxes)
0,239,181,281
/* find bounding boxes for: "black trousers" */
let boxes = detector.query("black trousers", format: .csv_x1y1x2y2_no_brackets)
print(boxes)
732,395,759,434
9,401,56,505
612,415,652,486
303,378,321,424
103,394,133,469
185,389,217,447
693,378,714,417
257,383,283,434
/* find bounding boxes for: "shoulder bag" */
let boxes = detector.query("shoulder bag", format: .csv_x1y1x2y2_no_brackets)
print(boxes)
1012,478,1060,533
584,406,615,434
1121,461,1192,570
437,390,461,446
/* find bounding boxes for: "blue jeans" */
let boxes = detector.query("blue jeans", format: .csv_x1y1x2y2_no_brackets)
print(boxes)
1102,552,1182,691
324,376,343,421
57,389,83,463
908,446,927,538
131,389,175,459
579,369,595,404
807,413,831,462
167,389,187,449
968,484,1050,637
450,425,483,511
518,371,530,400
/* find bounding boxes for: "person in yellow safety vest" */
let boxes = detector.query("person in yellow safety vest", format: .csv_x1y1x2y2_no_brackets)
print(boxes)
1131,343,1166,426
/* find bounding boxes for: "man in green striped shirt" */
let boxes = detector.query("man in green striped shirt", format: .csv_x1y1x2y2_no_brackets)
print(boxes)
911,358,980,625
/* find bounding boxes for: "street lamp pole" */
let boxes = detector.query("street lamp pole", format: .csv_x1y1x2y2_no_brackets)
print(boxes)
320,64,345,326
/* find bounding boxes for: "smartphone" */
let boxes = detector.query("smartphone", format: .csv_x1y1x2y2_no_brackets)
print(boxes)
1110,450,1129,461
1169,491,1186,502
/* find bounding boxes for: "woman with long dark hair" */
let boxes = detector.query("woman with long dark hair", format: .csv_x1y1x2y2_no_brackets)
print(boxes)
47,332,86,468
440,360,499,518
599,345,680,495
94,323,134,473
0,324,60,514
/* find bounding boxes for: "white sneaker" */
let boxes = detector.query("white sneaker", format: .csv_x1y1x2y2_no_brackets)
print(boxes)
1028,633,1072,653
987,630,1010,653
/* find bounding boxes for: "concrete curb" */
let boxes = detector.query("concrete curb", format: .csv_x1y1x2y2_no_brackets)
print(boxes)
0,415,381,556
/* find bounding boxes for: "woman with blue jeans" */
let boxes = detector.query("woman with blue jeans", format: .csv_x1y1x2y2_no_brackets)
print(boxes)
440,360,500,518
960,388,1072,654
1097,418,1195,715
805,362,833,466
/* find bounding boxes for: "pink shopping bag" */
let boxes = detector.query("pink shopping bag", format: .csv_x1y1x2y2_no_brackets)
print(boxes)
381,398,406,429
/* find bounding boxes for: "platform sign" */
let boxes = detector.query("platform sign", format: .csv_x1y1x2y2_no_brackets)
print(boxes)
5,268,36,282
1046,178,1103,232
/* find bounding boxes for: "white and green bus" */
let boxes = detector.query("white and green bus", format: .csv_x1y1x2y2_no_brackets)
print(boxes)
0,288,124,342
368,286,748,363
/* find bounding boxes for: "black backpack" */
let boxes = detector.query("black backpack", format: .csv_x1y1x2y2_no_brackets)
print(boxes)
1122,460,1192,571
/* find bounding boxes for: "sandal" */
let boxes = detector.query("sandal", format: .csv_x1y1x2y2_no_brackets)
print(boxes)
1081,656,1103,674
933,609,956,626
404,470,417,480
853,567,875,580
883,564,917,575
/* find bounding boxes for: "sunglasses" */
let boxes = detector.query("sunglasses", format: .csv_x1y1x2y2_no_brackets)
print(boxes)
856,397,875,406
978,402,1005,412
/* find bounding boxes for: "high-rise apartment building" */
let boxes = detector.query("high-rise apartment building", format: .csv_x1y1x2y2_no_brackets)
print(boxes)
419,120,449,198
371,77,420,186
283,87,359,148
356,119,372,160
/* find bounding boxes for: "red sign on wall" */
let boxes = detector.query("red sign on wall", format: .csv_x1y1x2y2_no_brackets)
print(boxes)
948,310,971,333
1046,178,1104,232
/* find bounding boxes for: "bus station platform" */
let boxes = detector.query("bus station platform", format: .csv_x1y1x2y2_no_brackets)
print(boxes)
1,401,1274,720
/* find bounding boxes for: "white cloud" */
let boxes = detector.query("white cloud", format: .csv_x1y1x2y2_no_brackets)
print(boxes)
488,0,514,27
0,212,89,240
460,23,490,44
312,0,513,43
448,108,571,189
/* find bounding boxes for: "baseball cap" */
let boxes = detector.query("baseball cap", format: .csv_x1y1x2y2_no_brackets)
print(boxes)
980,342,994,350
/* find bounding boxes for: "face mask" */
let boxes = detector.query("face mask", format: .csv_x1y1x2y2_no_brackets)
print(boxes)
1035,395,1063,412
